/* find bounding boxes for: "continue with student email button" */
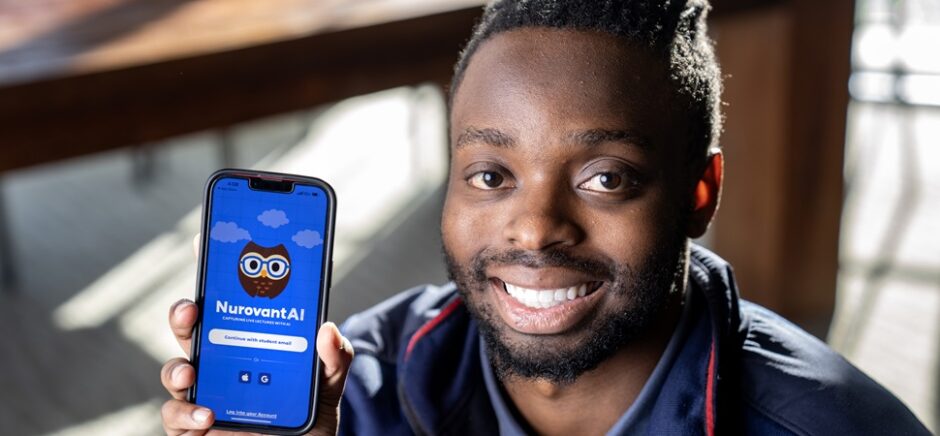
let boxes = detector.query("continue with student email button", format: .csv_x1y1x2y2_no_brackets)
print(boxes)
208,328,308,353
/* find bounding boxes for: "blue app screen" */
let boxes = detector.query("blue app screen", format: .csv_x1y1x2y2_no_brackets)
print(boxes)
195,176,327,429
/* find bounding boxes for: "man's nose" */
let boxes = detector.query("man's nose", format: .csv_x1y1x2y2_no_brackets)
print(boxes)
502,185,584,251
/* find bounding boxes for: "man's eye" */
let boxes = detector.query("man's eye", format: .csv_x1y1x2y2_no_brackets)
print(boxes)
467,171,506,190
579,172,628,193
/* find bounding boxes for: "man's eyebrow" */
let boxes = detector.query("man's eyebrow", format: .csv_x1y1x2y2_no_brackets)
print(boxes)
455,127,516,149
567,129,650,149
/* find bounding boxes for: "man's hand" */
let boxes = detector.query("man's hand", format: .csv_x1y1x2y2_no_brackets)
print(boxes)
160,235,354,436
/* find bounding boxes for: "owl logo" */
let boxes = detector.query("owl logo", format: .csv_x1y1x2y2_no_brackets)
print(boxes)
238,241,291,298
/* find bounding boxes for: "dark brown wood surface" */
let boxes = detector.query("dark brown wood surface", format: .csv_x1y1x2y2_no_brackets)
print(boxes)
0,0,485,171
0,0,474,87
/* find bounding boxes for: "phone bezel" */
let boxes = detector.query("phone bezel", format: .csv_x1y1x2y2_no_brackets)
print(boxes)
187,168,336,435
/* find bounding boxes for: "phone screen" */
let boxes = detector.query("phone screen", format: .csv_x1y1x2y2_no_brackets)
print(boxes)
193,175,329,430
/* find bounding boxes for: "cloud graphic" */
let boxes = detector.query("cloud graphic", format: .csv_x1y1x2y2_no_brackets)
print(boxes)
258,209,289,228
210,221,251,243
292,229,323,249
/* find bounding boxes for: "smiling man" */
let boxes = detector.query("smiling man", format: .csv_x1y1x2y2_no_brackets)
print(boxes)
160,0,929,435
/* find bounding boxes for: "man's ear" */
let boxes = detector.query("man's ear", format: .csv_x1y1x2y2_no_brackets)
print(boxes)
686,151,723,239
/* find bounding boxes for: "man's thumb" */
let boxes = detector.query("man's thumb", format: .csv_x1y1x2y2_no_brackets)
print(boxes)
311,322,354,434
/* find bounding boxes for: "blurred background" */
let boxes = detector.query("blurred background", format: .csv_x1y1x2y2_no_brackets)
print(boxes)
0,0,937,434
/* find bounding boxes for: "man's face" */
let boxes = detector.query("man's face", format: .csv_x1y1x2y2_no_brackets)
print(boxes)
442,28,694,383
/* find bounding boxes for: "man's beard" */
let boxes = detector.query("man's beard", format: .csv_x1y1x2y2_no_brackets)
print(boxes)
443,231,687,385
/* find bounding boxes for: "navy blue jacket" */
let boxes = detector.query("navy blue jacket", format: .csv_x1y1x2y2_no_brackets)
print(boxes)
339,246,929,435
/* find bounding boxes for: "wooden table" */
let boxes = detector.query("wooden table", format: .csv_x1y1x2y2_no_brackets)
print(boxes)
0,0,484,172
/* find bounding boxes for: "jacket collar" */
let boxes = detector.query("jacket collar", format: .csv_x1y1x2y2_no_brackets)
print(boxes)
397,298,498,435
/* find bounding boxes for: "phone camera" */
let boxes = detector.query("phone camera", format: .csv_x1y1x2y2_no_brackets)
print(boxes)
248,177,294,193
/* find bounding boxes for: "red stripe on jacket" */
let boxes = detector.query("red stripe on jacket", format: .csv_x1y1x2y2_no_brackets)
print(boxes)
405,298,463,360
705,340,717,436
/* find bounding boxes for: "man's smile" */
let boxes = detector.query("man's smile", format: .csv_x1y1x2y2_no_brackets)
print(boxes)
487,275,607,335
499,279,604,309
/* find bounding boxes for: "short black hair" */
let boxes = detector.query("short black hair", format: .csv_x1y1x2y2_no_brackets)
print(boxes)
449,0,723,167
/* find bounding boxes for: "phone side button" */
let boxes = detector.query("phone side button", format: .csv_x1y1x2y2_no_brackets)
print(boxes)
327,259,334,290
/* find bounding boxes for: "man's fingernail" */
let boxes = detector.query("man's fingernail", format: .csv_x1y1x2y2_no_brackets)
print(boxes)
342,337,353,354
175,300,191,315
193,408,210,423
171,364,185,381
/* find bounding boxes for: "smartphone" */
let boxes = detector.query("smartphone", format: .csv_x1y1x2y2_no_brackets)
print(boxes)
188,169,335,435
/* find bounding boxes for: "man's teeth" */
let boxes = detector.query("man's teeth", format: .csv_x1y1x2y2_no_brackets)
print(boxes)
504,283,589,309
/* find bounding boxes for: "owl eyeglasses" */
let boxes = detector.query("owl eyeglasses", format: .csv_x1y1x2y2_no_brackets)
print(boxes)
239,252,291,280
